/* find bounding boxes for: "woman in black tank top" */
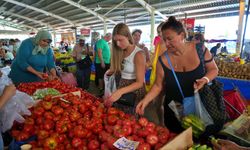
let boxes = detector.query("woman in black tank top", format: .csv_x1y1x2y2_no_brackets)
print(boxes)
135,16,218,133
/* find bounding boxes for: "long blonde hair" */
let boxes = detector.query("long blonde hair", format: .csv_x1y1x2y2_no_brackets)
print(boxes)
110,23,134,73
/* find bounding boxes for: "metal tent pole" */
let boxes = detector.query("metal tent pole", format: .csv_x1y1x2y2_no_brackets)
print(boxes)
236,0,245,54
240,0,250,58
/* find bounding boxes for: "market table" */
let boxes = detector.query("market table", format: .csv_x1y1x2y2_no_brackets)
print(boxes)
216,76,250,101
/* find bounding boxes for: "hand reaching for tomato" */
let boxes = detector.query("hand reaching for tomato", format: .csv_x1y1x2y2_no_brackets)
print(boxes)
136,99,150,115
36,72,48,80
48,74,60,81
104,90,122,107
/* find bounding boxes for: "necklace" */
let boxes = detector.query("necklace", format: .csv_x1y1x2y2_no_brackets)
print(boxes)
174,63,178,69
172,48,186,69
171,55,178,69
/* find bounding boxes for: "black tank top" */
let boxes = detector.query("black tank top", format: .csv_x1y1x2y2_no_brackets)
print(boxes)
159,52,204,104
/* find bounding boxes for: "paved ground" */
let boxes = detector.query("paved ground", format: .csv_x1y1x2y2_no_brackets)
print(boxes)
87,81,102,98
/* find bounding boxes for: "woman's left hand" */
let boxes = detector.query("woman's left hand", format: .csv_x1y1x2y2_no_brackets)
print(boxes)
194,77,208,92
104,91,122,107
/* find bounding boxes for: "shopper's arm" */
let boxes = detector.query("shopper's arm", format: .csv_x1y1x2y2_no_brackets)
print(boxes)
0,84,16,109
194,47,218,91
136,59,164,115
97,48,105,68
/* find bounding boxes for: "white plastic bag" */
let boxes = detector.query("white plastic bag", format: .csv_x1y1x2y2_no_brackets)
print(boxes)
103,73,117,99
0,84,35,132
0,66,11,76
194,92,214,127
0,72,35,132
0,68,13,88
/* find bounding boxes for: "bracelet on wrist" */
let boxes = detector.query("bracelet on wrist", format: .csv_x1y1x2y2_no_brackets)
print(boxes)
202,76,210,83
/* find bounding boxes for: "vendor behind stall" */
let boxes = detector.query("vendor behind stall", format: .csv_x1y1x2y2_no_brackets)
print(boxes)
9,30,59,85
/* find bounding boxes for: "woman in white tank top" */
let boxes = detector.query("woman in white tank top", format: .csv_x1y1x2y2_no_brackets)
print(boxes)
104,23,146,115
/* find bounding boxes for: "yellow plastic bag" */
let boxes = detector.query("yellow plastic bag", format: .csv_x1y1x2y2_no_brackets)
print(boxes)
149,44,160,89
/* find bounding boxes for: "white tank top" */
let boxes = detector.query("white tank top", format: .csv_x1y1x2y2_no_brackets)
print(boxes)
121,46,143,79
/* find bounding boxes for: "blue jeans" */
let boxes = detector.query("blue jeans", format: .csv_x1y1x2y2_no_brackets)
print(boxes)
76,67,91,90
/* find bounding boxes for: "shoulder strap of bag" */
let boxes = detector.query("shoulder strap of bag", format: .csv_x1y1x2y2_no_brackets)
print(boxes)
196,43,207,74
165,52,185,99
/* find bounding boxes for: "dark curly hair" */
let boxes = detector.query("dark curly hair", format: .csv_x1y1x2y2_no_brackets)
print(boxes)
161,16,187,38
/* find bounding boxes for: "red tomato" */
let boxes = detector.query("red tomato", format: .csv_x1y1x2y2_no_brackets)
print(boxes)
28,141,38,149
92,123,103,134
71,138,82,148
42,73,49,79
146,134,159,146
41,101,53,110
137,128,149,137
154,143,164,150
107,107,119,115
98,131,110,142
43,119,55,130
59,101,70,108
122,125,132,136
33,107,45,117
122,119,133,126
69,111,82,122
43,95,52,101
74,126,87,138
107,115,119,125
11,130,20,139
145,125,156,134
37,130,49,140
51,106,64,115
24,118,35,125
169,132,177,140
44,137,58,149
101,142,109,150
56,121,68,134
107,136,117,149
88,140,100,150
114,129,126,138
36,117,44,125
138,117,149,127
118,110,125,118
76,118,85,125
158,133,169,144
93,110,104,118
132,123,141,135
147,122,156,129
44,112,54,120
104,125,113,134
83,99,93,108
16,132,29,141
23,124,34,135
137,143,151,150
57,134,66,144
78,104,87,114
